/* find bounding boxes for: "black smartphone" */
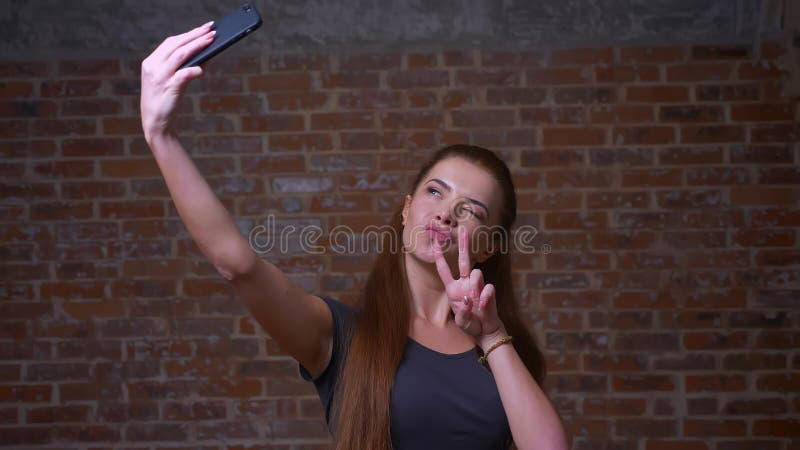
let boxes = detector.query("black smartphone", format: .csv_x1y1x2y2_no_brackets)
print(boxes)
179,3,262,70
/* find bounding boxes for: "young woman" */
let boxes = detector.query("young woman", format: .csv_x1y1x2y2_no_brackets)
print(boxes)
140,22,568,450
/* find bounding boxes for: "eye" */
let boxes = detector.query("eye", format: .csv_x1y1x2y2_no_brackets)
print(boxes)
427,187,441,197
466,208,485,221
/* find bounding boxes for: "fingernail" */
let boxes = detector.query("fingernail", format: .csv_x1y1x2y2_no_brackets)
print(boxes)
205,20,214,27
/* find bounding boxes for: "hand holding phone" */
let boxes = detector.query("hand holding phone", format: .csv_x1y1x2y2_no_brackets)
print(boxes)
178,3,262,70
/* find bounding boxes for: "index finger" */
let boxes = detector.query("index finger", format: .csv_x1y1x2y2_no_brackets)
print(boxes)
153,21,214,61
457,225,471,279
432,237,455,285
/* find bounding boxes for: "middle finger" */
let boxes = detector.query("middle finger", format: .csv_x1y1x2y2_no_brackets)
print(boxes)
458,225,471,279
162,21,215,60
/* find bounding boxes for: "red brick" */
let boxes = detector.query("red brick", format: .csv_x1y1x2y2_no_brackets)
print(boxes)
545,212,608,229
695,83,759,101
199,95,265,114
0,81,34,98
61,137,123,157
388,70,450,88
751,124,800,142
659,105,724,122
249,73,312,91
268,53,329,72
0,100,57,118
617,419,678,438
454,69,518,86
620,46,685,63
380,111,442,129
32,160,94,179
406,90,438,108
343,132,405,151
756,373,800,392
239,114,305,132
755,249,800,266
647,440,708,450
451,109,515,127
753,419,800,437
521,107,584,124
527,67,589,85
590,105,655,124
757,167,800,185
614,126,675,145
731,187,796,205
692,45,751,60
686,167,749,185
684,331,748,350
686,375,746,392
269,133,332,152
545,252,611,270
102,117,140,135
666,63,731,82
550,47,613,65
0,120,28,138
264,92,327,111
731,103,795,122
554,87,616,104
58,59,118,76
681,125,745,143
32,118,96,136
543,170,613,189
738,62,789,80
406,53,438,69
0,427,52,445
626,86,690,103
486,88,546,105
0,61,49,77
482,50,544,67
755,331,800,349
658,147,723,165
41,80,101,98
684,419,746,437
321,71,380,89
612,375,675,392
61,98,122,116
310,112,373,130
439,50,471,66
337,90,400,109
542,128,605,147
595,65,660,82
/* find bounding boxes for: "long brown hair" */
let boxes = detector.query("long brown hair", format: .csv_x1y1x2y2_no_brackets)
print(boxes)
332,144,546,449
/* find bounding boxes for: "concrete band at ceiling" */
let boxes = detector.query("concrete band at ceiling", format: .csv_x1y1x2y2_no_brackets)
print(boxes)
0,0,790,60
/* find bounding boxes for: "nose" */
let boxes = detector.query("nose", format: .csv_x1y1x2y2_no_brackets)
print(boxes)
436,208,454,226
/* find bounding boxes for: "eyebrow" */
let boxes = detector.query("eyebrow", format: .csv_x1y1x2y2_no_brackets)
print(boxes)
427,178,490,216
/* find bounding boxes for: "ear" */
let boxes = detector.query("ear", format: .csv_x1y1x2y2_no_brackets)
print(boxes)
401,194,412,226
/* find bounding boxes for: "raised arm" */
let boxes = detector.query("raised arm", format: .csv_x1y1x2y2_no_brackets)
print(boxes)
140,23,333,378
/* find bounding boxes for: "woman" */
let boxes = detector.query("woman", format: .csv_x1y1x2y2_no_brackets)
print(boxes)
140,22,568,450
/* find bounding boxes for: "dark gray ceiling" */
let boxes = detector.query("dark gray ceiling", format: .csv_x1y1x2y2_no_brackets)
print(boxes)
0,0,787,59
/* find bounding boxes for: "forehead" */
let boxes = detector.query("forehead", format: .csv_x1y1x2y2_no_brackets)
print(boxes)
420,157,502,205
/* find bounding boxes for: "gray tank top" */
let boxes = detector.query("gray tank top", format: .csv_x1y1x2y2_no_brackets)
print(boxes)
299,296,512,450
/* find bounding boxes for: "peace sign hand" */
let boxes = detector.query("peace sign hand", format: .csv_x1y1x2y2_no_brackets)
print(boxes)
432,225,502,338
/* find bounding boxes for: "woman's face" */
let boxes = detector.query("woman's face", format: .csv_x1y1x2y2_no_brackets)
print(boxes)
401,157,503,268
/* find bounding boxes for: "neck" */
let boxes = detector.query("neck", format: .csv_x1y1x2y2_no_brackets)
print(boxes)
403,251,452,327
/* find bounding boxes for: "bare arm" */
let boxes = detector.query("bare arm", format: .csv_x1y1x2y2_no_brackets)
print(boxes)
479,330,569,450
140,23,332,378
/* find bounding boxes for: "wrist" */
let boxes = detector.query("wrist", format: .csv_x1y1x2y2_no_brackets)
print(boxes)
478,324,508,351
144,128,179,149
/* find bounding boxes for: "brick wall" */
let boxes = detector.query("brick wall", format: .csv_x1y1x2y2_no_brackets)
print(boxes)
0,40,798,449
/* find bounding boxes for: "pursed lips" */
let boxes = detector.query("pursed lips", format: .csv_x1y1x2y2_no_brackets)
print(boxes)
425,225,452,243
